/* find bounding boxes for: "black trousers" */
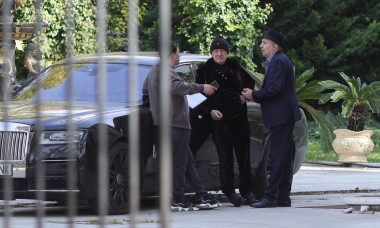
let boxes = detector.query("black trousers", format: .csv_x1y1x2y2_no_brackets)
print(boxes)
264,121,295,201
171,127,206,201
153,126,206,201
212,113,252,196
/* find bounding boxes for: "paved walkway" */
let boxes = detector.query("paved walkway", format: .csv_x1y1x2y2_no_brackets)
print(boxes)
1,162,380,228
293,162,380,193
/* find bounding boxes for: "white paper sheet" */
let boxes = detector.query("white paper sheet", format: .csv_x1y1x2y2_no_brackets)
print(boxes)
186,93,207,109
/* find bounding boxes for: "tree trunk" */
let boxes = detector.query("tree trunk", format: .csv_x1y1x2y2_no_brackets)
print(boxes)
347,103,366,131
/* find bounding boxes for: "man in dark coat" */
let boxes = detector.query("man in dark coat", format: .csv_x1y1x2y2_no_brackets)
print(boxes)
242,29,301,208
195,36,257,207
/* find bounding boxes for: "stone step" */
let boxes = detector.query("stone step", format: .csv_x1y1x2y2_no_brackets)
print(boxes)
344,196,380,212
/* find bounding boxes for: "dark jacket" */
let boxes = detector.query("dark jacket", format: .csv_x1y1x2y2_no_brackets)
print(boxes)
252,51,301,127
195,57,255,120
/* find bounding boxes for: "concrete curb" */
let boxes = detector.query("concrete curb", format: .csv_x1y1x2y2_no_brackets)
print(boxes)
304,161,380,168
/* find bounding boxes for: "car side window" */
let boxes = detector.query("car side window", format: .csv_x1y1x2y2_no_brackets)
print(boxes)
193,62,200,72
175,64,194,83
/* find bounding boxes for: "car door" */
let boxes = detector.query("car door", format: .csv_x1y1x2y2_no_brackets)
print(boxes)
175,62,220,190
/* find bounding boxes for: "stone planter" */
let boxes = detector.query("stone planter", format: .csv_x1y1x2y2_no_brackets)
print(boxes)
332,129,374,163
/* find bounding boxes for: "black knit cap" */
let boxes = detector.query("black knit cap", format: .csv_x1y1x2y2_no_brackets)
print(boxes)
263,29,286,48
210,36,229,54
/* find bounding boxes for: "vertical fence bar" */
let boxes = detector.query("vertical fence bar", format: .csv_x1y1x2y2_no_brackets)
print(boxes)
96,0,108,226
34,0,46,227
128,0,140,226
158,0,172,227
65,0,77,227
1,0,12,227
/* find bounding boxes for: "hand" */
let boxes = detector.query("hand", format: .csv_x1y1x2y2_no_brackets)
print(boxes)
241,88,253,101
240,95,246,105
203,84,217,95
210,110,223,121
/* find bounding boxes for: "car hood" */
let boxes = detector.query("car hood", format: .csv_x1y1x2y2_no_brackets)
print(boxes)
0,101,135,129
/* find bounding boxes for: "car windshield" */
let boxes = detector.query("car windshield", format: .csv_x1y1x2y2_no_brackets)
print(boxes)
13,63,152,104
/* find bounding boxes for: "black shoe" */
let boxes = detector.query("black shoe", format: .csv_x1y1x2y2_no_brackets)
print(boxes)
195,193,222,209
250,198,277,208
228,193,246,207
243,192,258,205
277,201,291,207
171,197,199,212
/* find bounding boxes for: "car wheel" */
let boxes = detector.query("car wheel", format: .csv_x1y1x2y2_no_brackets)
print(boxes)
252,138,270,199
90,141,129,215
293,109,308,174
108,141,129,214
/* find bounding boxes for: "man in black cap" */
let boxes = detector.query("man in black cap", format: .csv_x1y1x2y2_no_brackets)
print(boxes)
194,36,257,207
242,29,301,208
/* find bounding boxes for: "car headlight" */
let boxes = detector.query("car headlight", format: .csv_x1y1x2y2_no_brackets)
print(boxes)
40,131,84,144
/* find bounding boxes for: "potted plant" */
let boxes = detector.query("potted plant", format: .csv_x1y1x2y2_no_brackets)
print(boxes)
318,72,380,163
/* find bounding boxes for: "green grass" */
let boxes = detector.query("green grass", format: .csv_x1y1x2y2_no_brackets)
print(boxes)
305,143,339,162
305,142,380,163
83,219,123,225
87,220,99,225
367,145,380,162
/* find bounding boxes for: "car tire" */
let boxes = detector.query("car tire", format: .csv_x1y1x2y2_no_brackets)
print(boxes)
108,141,130,214
292,109,308,174
252,138,270,199
90,141,130,215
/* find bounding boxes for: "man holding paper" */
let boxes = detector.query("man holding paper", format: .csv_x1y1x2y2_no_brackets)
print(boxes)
142,42,219,212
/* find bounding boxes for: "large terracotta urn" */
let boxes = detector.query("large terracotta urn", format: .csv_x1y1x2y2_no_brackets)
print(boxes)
332,129,374,163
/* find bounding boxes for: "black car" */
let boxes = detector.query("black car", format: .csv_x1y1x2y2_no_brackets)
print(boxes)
0,53,308,214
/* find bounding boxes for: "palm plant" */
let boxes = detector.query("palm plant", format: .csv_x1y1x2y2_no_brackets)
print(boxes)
295,67,335,151
318,72,380,131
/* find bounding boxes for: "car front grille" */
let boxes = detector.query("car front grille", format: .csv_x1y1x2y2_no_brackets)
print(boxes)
0,178,28,191
29,178,69,190
0,123,31,161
